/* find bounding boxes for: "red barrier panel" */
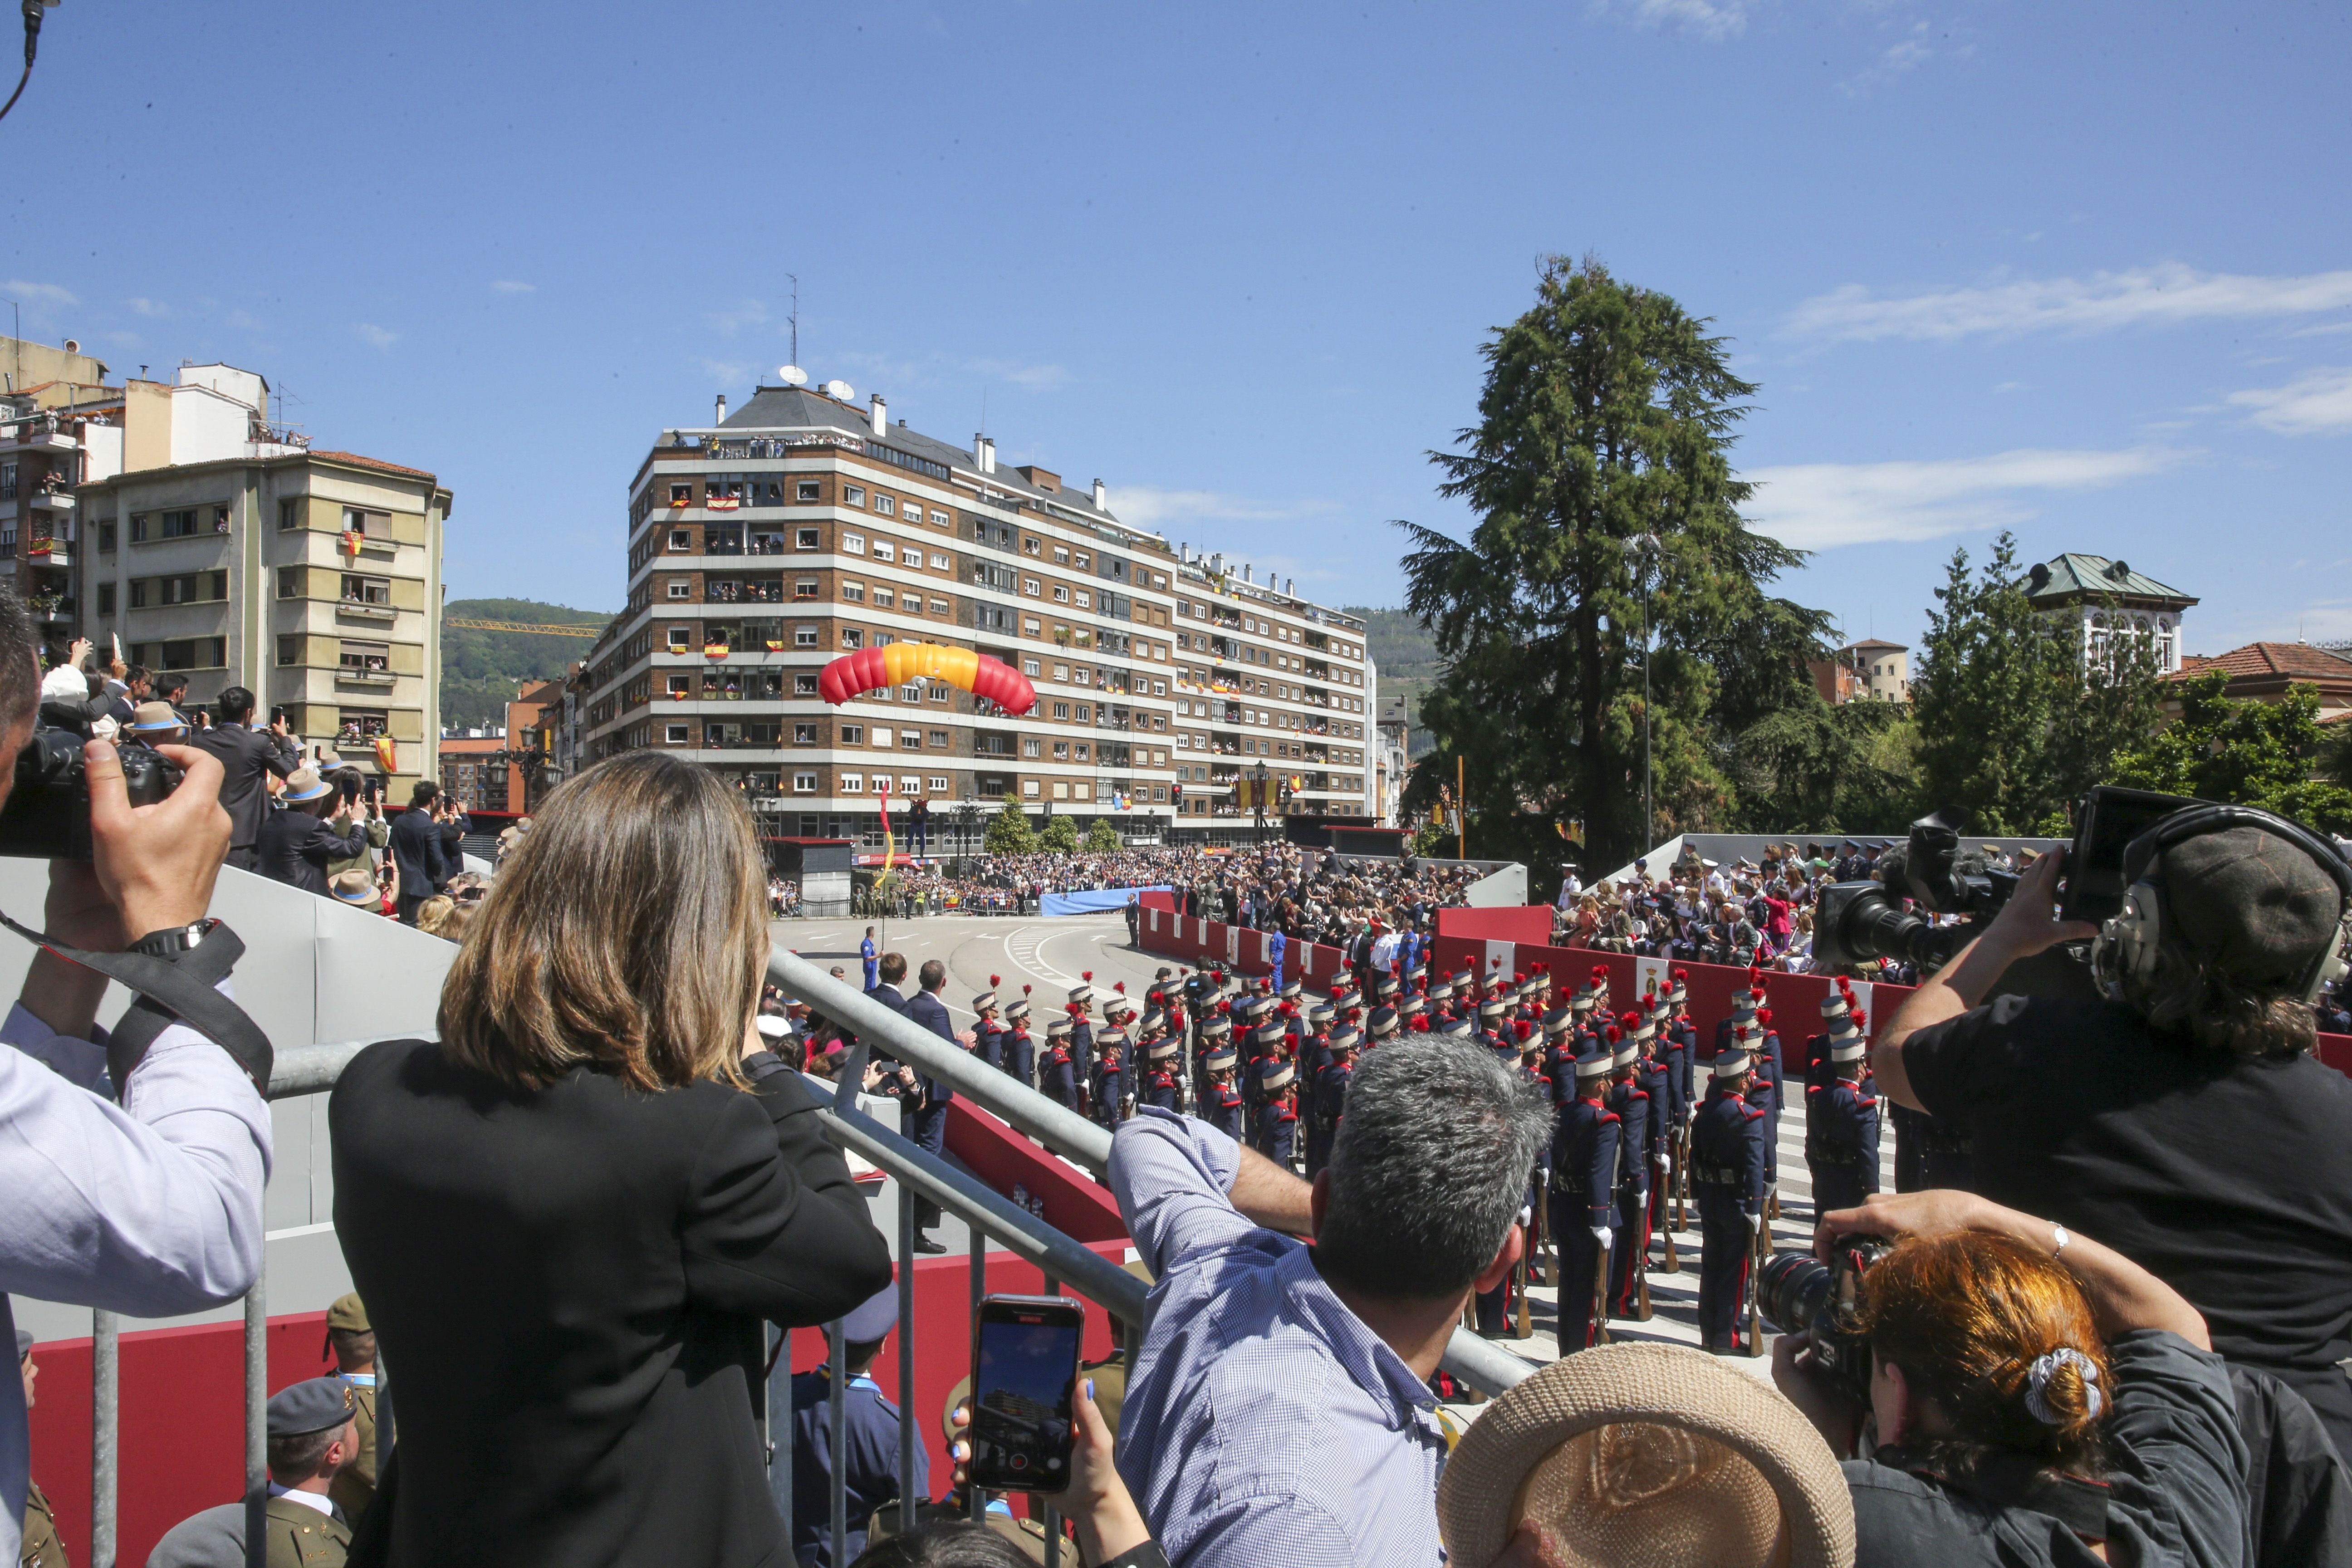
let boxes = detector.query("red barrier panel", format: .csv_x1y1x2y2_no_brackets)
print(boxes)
945,1099,1127,1243
1137,889,1176,914
1436,906,1555,947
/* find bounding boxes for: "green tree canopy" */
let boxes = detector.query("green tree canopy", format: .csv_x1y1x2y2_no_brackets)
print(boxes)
1397,255,1829,869
2111,671,2352,833
1728,699,1920,837
1039,813,1081,854
983,800,1036,854
1083,819,1122,854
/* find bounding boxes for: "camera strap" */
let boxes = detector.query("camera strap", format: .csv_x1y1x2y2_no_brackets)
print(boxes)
0,910,274,1098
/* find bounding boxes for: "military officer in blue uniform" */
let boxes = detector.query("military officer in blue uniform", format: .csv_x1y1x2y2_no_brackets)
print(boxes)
972,979,1005,1072
1200,1046,1245,1141
1800,988,1850,1203
1366,1002,1401,1046
1666,971,1699,1122
1690,1034,1768,1354
1067,976,1098,1080
1138,1034,1182,1113
1539,1006,1578,1111
1749,1005,1784,1206
1040,1016,1081,1113
1091,1027,1129,1128
1548,1044,1621,1353
1193,1013,1231,1105
1714,975,1762,1067
1606,1020,1655,1318
1002,992,1035,1088
1257,1058,1299,1168
1632,1007,1675,1283
1807,1012,1882,1215
789,1289,928,1566
1306,1028,1357,1179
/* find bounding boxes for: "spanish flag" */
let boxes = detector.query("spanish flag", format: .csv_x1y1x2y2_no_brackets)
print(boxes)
372,735,397,774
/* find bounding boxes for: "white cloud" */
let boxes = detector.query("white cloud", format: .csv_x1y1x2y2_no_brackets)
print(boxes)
1591,0,1752,41
971,358,1073,393
2226,367,2352,435
1101,486,1336,532
490,279,535,294
1785,262,2352,343
125,297,169,317
1,281,78,308
694,357,754,387
706,299,769,336
353,323,398,351
1742,446,2184,550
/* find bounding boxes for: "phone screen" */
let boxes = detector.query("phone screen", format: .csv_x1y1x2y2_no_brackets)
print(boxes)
2063,786,2201,924
969,1295,1084,1492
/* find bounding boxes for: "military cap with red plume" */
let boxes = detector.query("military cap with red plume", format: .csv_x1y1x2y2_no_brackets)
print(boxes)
1757,1008,1774,1028
1605,1024,1622,1044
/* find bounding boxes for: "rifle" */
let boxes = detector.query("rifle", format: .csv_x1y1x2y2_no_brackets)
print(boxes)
1744,1191,1771,1358
1660,1130,1682,1273
1530,1171,1551,1285
1633,1186,1653,1321
1670,1118,1690,1235
1591,1231,1613,1347
1514,1223,1532,1339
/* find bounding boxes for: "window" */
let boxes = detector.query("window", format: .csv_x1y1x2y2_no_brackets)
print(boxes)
1052,585,1069,603
278,499,301,531
1053,781,1070,800
1053,546,1070,564
341,574,391,606
840,628,863,649
1153,680,1166,696
931,510,951,526
793,771,818,792
928,775,949,792
277,567,304,599
927,553,948,570
1023,780,1040,798
1074,743,1090,762
1023,617,1040,636
927,729,949,748
843,486,866,507
930,598,950,616
671,483,694,505
797,480,822,502
157,508,202,539
667,581,692,599
795,625,819,647
143,637,227,671
97,583,116,615
667,627,692,650
795,673,819,696
900,775,922,795
100,522,117,553
928,680,950,701
797,528,820,549
873,587,895,609
1023,578,1040,597
666,674,692,696
670,529,692,550
666,725,690,744
129,513,149,542
1052,663,1069,681
872,539,893,561
900,728,923,748
1022,739,1041,757
1022,659,1040,676
874,495,896,517
793,724,818,745
840,724,864,743
276,635,300,666
1052,702,1069,720
339,640,391,674
841,581,865,603
1023,537,1041,556
869,774,892,793
900,683,922,702
1074,591,1091,609
1053,741,1070,760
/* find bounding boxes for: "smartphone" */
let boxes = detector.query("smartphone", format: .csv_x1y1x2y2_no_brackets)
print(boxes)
269,706,287,726
2062,785,2202,925
967,1294,1086,1492
339,772,363,804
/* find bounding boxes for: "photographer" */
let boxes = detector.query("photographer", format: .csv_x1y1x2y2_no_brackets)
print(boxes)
258,768,372,897
1874,832,2352,1461
190,686,298,872
0,590,266,1563
1776,1190,2244,1567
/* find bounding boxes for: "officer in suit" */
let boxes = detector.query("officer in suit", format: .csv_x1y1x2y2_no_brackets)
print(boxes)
789,1290,927,1567
971,980,1005,1071
147,1377,361,1567
1606,1022,1654,1317
1306,1029,1357,1179
1002,993,1035,1088
1257,1059,1299,1168
322,1293,382,1525
1808,1012,1882,1215
15,1331,64,1568
1690,1035,1768,1354
902,960,961,1253
1548,1044,1621,1353
1091,1027,1129,1129
1040,1016,1082,1113
1138,1034,1182,1113
1200,1047,1246,1141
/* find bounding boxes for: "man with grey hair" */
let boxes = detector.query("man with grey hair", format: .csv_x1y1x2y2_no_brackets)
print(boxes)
1107,1033,1553,1566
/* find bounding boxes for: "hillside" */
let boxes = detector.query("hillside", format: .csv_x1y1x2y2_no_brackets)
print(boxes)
1346,605,1442,757
441,598,614,730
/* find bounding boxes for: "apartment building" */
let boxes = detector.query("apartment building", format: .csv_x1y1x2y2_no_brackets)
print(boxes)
575,379,1375,845
1,336,118,653
70,363,451,797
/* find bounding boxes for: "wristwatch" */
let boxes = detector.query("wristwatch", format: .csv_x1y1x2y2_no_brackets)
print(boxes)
128,919,218,959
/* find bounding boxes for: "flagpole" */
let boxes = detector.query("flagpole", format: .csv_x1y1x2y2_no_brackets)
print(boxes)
1456,754,1466,861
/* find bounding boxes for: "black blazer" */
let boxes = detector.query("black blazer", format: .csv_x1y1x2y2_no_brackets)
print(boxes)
386,808,450,897
190,723,298,853
256,808,368,896
330,1040,891,1568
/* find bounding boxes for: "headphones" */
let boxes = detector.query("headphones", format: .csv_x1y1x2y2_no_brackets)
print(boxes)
2091,803,2352,1007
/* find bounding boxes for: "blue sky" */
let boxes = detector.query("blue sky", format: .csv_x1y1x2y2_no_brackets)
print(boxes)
6,0,2348,653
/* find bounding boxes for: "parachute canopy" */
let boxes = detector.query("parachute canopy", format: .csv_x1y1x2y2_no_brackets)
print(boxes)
818,642,1037,715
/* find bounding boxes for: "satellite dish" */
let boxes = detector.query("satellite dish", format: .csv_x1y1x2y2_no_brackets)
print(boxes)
777,365,808,387
824,379,855,401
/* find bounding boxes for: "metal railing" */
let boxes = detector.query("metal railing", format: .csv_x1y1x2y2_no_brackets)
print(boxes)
75,943,1532,1568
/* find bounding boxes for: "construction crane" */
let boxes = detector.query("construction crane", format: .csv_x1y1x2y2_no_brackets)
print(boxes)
443,617,604,638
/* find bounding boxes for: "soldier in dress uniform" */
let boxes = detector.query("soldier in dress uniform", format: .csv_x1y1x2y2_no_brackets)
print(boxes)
1040,1016,1082,1113
1539,1006,1578,1112
1605,1022,1654,1318
1477,996,1509,1047
1714,972,1763,1066
1749,1006,1784,1200
1305,1027,1357,1179
1002,992,1036,1088
1092,1027,1130,1128
1193,1014,1232,1106
1807,1010,1882,1215
1257,1059,1299,1169
1366,1003,1401,1048
1800,988,1852,1206
789,1290,927,1566
971,980,1006,1072
147,1377,362,1568
1548,1044,1620,1353
1666,971,1699,1125
322,1293,382,1525
1632,1008,1676,1279
1067,975,1098,1081
1298,1001,1336,1077
1138,1033,1182,1113
1690,1036,1768,1354
1411,976,1443,1032
16,1331,64,1568
1474,1032,1541,1336
1200,1046,1246,1141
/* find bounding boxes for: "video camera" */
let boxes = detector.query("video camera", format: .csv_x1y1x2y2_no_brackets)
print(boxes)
1813,786,2200,975
1758,1234,1894,1404
0,696,184,860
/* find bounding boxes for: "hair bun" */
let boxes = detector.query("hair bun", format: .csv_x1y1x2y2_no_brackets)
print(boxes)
2023,1347,2102,1426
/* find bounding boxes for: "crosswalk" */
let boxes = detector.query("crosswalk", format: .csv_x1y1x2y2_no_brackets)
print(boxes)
1455,1082,1899,1394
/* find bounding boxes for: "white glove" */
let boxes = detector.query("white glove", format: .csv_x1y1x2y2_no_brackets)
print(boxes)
1517,1206,1532,1228
1590,1225,1613,1250
1744,1211,1762,1235
1655,1152,1672,1173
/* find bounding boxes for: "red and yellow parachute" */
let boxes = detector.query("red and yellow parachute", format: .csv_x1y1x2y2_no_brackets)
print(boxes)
818,642,1036,715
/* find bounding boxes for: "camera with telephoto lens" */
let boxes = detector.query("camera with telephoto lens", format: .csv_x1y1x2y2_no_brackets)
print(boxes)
0,704,184,861
1758,1235,1894,1405
1813,808,2020,973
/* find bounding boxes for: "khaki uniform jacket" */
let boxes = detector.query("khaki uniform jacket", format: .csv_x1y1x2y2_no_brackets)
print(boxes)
19,1480,65,1567
266,1496,352,1568
327,1382,377,1523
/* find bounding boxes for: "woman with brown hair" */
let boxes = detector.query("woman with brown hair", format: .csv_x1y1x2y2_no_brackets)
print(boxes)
1778,1190,2245,1567
330,751,892,1568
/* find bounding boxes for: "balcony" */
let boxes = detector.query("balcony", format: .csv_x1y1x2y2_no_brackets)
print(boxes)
27,487,74,513
24,538,69,568
28,595,75,622
335,667,397,687
337,599,397,622
1,423,76,455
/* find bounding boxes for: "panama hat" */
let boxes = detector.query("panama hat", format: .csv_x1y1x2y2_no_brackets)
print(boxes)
1436,1342,1853,1568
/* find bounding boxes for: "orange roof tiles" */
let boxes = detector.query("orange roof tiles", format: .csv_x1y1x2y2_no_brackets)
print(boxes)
2170,642,2352,684
307,449,437,480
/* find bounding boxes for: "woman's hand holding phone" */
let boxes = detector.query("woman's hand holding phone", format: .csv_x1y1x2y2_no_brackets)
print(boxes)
950,1380,1151,1564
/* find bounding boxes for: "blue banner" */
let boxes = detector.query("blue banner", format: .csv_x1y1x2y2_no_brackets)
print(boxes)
1039,886,1171,918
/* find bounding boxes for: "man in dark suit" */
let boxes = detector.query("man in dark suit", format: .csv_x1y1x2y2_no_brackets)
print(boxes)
387,779,453,924
901,960,960,1254
191,684,298,871
257,768,371,897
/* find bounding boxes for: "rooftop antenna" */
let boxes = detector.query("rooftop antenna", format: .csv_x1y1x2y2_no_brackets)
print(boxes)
786,273,799,368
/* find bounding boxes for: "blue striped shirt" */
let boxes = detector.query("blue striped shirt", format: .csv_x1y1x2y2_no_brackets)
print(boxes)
1108,1108,1447,1567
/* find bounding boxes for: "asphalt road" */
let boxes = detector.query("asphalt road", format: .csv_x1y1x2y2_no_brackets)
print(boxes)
775,910,1177,1028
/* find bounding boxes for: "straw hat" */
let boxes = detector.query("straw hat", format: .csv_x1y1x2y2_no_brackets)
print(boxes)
1436,1343,1852,1568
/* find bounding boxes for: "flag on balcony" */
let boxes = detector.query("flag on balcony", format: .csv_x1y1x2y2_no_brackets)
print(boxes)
706,495,740,510
704,642,729,660
372,735,397,774
341,530,364,555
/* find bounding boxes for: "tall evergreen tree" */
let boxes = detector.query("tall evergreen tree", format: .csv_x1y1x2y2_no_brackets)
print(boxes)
1398,256,1828,869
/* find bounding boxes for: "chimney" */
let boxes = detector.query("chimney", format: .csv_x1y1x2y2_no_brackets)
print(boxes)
715,393,727,424
871,394,887,436
1286,577,1294,596
1210,552,1225,576
1243,564,1254,583
975,435,995,475
1092,477,1106,509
